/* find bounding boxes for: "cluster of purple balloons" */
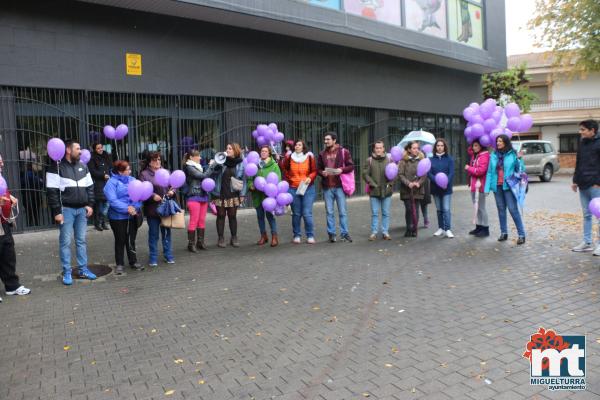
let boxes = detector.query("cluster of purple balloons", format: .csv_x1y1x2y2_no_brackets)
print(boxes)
252,123,285,148
153,168,186,189
127,180,154,202
243,151,260,178
103,124,129,140
463,99,534,147
253,172,292,215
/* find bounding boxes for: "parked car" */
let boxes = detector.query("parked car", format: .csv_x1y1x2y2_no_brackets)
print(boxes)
512,140,560,182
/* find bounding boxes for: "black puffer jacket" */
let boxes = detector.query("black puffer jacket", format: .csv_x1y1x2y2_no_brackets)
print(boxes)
88,152,111,201
573,134,600,190
46,158,95,218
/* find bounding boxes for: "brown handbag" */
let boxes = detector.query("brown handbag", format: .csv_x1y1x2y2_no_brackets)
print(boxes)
160,211,185,229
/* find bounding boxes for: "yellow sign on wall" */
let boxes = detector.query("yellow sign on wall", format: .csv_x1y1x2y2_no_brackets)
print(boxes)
126,53,142,76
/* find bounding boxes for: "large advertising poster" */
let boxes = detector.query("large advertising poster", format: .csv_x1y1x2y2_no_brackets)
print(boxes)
297,0,342,10
448,0,484,48
405,0,447,38
343,0,402,26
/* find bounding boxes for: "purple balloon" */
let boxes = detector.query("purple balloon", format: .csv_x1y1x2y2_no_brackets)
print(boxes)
273,132,285,143
471,115,485,126
266,172,279,185
505,103,521,118
169,170,186,189
490,128,504,140
0,176,7,196
115,124,128,140
140,181,154,200
479,134,492,147
463,107,477,121
277,181,289,193
245,163,258,177
246,151,260,165
471,123,485,138
484,98,497,107
283,193,293,205
264,183,278,198
80,149,91,165
390,146,404,162
422,144,433,154
262,197,277,212
464,127,473,139
47,138,66,162
268,123,278,133
103,125,116,140
385,163,399,180
520,114,533,131
491,110,503,123
589,198,600,218
504,129,514,139
154,168,170,187
251,130,259,139
434,172,449,189
256,136,267,147
480,102,495,119
257,124,271,137
253,176,267,192
276,192,289,206
128,179,143,202
201,178,216,192
483,118,497,133
274,205,286,216
416,158,431,177
469,102,480,113
507,117,522,132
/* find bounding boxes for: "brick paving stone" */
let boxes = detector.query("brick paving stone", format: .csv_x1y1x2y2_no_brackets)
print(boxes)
0,177,598,400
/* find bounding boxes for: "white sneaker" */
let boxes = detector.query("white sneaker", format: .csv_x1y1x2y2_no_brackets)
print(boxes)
572,242,593,252
445,230,455,238
0,296,2,303
433,228,445,237
6,286,31,296
307,237,316,244
594,244,600,256
293,237,301,244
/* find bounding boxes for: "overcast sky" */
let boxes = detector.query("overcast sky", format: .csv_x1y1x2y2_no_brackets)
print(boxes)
505,0,550,55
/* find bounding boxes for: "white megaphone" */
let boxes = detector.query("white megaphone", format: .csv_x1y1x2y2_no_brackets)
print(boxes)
214,152,227,165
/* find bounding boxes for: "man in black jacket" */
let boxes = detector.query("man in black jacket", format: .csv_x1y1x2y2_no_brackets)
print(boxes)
46,140,97,285
571,120,600,254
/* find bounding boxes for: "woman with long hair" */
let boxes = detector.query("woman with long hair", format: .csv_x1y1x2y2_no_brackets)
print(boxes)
249,146,281,247
282,140,317,244
465,139,490,237
485,134,526,244
428,138,455,238
211,143,246,248
362,140,394,240
139,152,176,266
398,141,426,237
103,160,143,274
183,149,220,252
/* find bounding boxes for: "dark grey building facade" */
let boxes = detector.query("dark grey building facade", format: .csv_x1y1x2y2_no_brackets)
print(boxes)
0,0,506,230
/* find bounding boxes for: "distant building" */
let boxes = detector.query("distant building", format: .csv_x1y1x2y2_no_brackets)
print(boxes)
508,52,600,171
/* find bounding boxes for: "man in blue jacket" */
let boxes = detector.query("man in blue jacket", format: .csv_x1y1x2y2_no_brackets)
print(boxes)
571,120,600,254
46,140,97,285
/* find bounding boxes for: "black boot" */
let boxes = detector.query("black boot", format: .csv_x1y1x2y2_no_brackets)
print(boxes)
517,236,526,245
498,233,508,242
469,225,481,235
187,231,198,253
475,226,489,237
196,228,207,250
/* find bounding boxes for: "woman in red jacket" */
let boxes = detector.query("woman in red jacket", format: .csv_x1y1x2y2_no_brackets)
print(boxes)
465,139,490,237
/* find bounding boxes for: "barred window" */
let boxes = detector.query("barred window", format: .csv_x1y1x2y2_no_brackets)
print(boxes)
559,134,579,153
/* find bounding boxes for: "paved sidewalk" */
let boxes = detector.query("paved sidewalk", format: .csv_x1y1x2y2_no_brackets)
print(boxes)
1,177,599,400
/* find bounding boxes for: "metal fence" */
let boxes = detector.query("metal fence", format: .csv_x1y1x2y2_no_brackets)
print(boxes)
0,86,466,232
531,97,600,112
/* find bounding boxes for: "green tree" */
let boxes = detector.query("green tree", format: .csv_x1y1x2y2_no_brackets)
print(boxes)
529,0,600,76
482,64,537,112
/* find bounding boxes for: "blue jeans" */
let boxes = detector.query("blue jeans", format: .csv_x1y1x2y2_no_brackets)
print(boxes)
578,186,600,243
370,196,391,235
493,188,526,237
256,206,277,235
290,185,316,238
59,207,89,273
147,217,173,264
323,187,349,236
433,194,452,231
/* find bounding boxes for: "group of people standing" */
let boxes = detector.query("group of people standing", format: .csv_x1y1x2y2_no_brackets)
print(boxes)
364,134,527,244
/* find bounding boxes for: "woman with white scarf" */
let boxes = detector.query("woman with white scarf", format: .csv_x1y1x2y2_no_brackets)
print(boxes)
183,150,220,252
